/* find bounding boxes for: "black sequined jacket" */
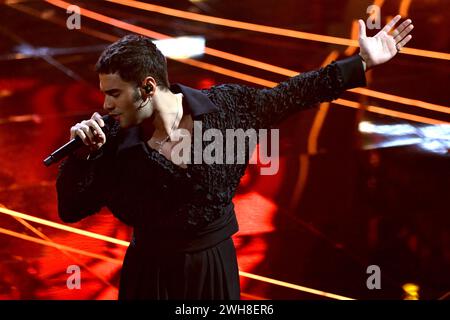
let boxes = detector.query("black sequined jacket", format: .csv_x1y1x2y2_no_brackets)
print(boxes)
56,55,366,252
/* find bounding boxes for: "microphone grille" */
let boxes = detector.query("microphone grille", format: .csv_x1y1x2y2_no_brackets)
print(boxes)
101,114,120,137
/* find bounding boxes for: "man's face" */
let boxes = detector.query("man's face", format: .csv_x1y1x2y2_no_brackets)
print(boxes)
99,72,146,128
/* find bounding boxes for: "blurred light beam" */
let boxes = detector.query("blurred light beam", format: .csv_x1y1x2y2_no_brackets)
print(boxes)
154,36,205,59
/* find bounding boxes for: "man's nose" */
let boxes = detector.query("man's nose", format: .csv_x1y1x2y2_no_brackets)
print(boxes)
103,99,114,112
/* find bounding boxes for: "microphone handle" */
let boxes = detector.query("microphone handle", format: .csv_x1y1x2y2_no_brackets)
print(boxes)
43,136,83,167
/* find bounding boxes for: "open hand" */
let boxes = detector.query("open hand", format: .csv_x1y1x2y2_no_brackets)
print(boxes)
358,15,414,69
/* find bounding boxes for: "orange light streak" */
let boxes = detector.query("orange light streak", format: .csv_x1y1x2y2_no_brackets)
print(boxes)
239,271,355,300
106,0,450,61
12,216,116,287
1,205,356,299
0,206,130,246
399,0,413,17
42,0,450,118
0,226,123,264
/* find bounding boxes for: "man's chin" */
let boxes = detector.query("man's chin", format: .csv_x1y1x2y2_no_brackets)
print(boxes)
118,118,129,128
119,117,142,129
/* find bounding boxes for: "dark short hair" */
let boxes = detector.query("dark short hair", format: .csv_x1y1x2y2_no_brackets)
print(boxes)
95,34,170,89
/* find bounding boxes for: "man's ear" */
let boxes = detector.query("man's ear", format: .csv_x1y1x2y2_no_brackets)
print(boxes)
143,84,153,94
141,77,157,95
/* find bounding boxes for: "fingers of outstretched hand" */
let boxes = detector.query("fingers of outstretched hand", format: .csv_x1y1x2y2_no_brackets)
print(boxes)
391,19,412,38
394,23,414,43
381,15,402,34
396,34,413,51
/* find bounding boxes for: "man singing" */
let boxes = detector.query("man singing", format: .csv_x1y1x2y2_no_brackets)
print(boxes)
56,16,413,299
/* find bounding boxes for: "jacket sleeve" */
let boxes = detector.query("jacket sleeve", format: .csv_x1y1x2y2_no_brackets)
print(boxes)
222,54,367,129
56,150,111,223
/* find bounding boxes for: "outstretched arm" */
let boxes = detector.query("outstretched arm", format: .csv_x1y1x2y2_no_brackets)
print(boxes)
224,16,414,128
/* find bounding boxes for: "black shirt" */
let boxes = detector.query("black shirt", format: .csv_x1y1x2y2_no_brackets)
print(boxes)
56,55,366,253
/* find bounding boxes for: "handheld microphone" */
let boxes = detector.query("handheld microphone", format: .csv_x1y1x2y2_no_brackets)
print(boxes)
43,115,113,167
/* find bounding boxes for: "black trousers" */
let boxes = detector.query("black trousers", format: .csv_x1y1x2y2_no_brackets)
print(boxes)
118,237,240,299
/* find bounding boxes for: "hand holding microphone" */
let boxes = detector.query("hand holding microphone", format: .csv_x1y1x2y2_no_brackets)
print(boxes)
43,112,112,166
70,112,107,152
